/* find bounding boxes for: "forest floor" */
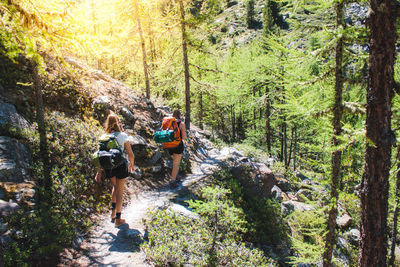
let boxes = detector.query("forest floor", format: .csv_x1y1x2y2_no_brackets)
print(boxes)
58,146,220,266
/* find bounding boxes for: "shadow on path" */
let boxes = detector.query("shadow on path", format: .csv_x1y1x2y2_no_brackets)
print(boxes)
108,224,144,253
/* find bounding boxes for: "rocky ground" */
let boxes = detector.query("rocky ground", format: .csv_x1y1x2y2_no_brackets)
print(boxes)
58,131,220,266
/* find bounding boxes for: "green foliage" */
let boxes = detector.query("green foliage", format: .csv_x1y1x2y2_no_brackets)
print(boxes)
245,0,256,29
3,112,108,265
262,0,274,35
288,209,326,265
208,166,288,259
143,185,275,266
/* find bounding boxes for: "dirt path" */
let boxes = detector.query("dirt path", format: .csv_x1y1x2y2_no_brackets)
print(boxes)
60,149,219,266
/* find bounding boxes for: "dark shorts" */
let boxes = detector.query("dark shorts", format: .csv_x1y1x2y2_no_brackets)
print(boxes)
167,142,184,155
104,160,129,179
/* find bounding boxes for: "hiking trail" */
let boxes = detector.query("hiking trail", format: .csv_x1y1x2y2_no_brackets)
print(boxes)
59,145,221,266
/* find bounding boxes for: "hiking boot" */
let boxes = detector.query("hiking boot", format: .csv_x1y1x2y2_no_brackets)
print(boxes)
114,218,126,227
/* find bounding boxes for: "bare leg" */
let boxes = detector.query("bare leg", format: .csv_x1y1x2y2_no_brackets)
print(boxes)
171,153,183,180
111,177,117,219
115,178,126,213
114,178,127,226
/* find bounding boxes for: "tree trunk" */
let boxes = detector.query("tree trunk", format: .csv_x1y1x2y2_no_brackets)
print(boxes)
293,126,297,171
288,126,295,167
359,0,396,265
231,105,236,142
253,86,257,130
283,120,288,167
265,86,271,154
280,123,284,162
32,62,51,201
323,1,344,265
389,146,400,266
179,0,191,130
199,92,204,130
134,0,150,99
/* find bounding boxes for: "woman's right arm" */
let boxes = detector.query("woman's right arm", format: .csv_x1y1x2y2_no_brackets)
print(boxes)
124,141,135,172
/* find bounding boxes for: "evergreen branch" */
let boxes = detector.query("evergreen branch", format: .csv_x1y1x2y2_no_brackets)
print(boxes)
343,101,366,115
297,67,335,86
189,63,230,76
6,0,50,31
188,42,217,56
313,108,332,118
190,75,219,88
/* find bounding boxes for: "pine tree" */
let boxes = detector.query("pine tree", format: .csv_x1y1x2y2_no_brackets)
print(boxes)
359,0,397,265
246,0,255,29
323,0,344,264
134,0,151,99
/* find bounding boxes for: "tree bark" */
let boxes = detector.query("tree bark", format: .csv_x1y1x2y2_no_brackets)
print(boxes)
283,120,287,167
359,0,396,265
230,105,236,142
265,86,271,154
293,126,297,171
199,91,204,130
253,86,257,130
323,1,344,265
134,0,151,99
32,62,51,200
179,0,191,130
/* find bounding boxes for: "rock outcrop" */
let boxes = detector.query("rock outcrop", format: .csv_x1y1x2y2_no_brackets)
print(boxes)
0,136,30,183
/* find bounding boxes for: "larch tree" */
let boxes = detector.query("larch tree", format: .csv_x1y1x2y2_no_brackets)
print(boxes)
178,0,191,130
323,0,344,265
134,0,151,99
359,0,397,265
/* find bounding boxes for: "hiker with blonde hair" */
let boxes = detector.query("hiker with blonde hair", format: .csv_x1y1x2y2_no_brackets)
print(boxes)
94,113,135,226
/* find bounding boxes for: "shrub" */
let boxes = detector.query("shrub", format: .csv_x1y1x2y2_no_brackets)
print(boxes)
288,209,326,265
3,112,109,265
143,185,274,266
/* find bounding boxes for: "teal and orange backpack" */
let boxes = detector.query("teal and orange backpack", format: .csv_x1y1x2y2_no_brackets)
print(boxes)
154,117,181,148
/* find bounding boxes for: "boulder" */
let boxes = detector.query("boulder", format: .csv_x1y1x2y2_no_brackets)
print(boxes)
0,219,7,234
281,200,314,216
0,100,29,134
215,147,244,162
334,237,351,266
232,162,276,197
0,199,20,216
346,229,360,245
295,189,313,202
336,213,352,228
168,203,198,219
271,185,283,201
266,157,278,168
147,148,162,165
131,167,143,179
0,136,30,183
295,170,309,181
275,176,291,192
0,182,35,205
128,135,148,146
121,107,135,123
93,96,112,111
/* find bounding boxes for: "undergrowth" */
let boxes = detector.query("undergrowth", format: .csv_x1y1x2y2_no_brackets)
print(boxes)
3,112,108,265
